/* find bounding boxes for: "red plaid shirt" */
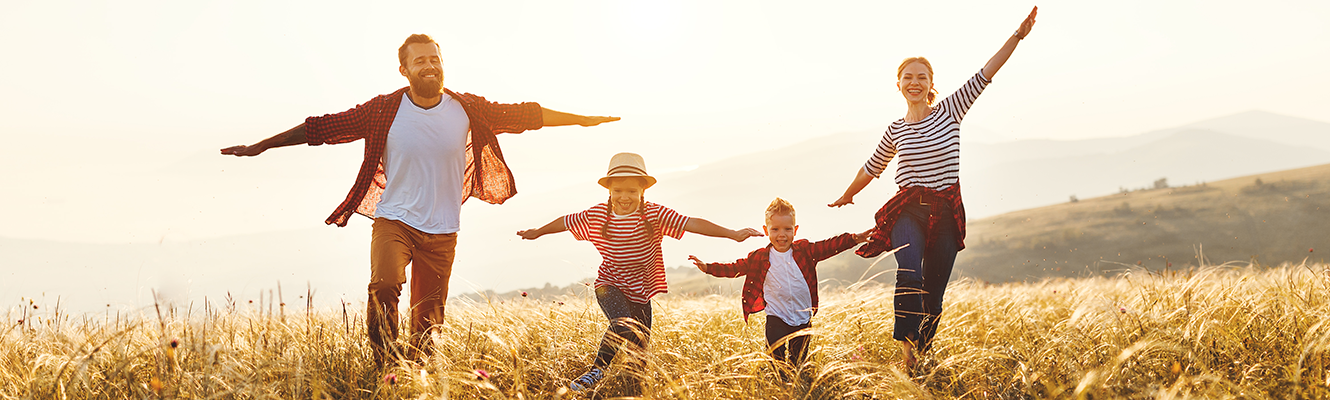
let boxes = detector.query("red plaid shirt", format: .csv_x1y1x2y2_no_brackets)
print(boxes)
855,185,966,258
702,233,859,322
304,87,544,226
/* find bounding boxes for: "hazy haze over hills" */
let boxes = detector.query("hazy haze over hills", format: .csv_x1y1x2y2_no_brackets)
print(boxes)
5,111,1329,312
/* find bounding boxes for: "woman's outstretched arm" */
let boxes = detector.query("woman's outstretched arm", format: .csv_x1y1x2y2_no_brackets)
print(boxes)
981,6,1038,81
829,168,875,208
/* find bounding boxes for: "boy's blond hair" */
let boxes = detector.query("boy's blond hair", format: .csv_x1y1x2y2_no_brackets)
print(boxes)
765,197,796,225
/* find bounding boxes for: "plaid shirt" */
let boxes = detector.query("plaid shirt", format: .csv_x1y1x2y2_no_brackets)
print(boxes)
702,233,859,322
855,185,966,258
304,87,544,226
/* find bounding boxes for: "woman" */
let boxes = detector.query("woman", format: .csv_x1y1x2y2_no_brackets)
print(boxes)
828,6,1037,368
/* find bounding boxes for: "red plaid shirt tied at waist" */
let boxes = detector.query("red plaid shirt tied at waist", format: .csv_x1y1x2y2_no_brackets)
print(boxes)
856,185,967,258
303,87,544,226
702,234,859,322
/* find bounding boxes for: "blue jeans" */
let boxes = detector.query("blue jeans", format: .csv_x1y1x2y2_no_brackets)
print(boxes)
593,285,653,368
891,203,959,353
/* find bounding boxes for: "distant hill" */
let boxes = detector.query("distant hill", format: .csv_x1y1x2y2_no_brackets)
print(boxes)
957,162,1330,282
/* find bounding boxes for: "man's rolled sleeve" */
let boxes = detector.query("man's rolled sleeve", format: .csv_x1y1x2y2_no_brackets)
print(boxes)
482,100,544,134
305,102,374,146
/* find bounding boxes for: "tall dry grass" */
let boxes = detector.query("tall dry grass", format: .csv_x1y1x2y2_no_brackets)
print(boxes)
4,262,1330,399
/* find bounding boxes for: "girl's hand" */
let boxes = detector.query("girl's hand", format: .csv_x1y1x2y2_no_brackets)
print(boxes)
516,229,543,240
730,228,765,242
688,255,709,273
853,228,875,244
828,195,854,208
1015,6,1037,39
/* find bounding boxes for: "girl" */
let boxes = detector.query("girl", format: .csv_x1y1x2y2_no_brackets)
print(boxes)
518,152,762,392
829,7,1038,368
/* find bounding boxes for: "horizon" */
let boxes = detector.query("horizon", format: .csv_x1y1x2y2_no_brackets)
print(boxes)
3,0,1330,312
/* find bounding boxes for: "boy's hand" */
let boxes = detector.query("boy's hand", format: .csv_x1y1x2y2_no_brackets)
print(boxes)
730,228,765,242
516,229,543,240
688,255,709,273
853,228,875,244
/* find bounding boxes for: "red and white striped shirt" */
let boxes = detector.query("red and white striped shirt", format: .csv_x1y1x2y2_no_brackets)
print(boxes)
564,202,689,303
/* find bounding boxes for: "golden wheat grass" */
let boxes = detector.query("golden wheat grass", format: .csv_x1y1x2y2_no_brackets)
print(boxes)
4,263,1329,399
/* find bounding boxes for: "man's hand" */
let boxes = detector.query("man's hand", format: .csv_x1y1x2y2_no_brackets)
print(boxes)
687,255,709,273
579,116,621,127
220,144,267,157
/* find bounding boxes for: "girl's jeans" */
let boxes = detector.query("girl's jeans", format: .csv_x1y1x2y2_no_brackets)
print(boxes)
594,285,653,368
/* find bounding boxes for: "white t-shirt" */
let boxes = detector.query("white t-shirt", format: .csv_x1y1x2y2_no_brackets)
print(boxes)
763,248,813,326
375,94,472,234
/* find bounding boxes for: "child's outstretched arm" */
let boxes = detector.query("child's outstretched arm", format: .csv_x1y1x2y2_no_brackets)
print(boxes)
688,255,750,278
810,228,878,261
683,218,764,242
517,217,567,240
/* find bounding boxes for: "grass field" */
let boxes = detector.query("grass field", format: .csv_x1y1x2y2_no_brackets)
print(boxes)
5,261,1330,399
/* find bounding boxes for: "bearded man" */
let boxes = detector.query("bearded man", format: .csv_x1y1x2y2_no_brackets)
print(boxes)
221,34,618,363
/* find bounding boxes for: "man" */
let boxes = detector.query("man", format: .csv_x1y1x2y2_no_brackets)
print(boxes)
221,34,618,362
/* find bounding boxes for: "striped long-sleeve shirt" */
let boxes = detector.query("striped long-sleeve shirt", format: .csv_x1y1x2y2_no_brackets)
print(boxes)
564,202,690,304
864,71,991,190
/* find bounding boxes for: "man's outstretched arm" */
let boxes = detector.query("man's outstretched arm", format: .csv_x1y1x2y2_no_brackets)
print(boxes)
220,123,308,157
541,108,620,127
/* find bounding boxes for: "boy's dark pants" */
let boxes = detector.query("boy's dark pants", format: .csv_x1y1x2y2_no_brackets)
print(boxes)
766,315,811,366
594,285,653,368
890,203,960,354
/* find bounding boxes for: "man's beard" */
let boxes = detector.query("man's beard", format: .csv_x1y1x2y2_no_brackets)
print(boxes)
409,72,442,98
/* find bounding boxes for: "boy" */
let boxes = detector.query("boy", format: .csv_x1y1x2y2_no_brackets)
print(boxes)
688,198,871,369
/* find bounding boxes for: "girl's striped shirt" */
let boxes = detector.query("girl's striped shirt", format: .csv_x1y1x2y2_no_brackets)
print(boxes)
864,70,991,190
564,202,689,304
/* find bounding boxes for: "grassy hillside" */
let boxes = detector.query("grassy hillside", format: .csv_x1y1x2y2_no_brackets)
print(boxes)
959,162,1330,283
6,265,1330,399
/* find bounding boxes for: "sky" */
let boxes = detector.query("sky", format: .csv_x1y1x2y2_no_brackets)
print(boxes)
2,0,1329,308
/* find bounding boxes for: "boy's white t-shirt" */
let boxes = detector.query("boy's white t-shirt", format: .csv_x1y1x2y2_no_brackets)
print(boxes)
763,247,813,326
375,94,471,234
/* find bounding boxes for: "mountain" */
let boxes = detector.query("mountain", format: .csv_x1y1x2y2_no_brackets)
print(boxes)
6,110,1330,311
463,162,1330,301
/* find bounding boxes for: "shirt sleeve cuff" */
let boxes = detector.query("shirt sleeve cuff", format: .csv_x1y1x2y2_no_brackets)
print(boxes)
862,164,881,179
303,116,326,146
524,102,544,130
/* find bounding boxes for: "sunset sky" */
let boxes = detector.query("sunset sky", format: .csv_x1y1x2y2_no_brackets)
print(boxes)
2,0,1328,308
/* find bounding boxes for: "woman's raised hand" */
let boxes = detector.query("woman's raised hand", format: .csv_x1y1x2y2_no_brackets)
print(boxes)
1015,6,1037,39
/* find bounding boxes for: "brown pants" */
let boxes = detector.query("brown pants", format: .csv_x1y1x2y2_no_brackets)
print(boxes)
367,217,457,362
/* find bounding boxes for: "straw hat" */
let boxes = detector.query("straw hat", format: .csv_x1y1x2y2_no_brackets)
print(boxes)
597,152,657,189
